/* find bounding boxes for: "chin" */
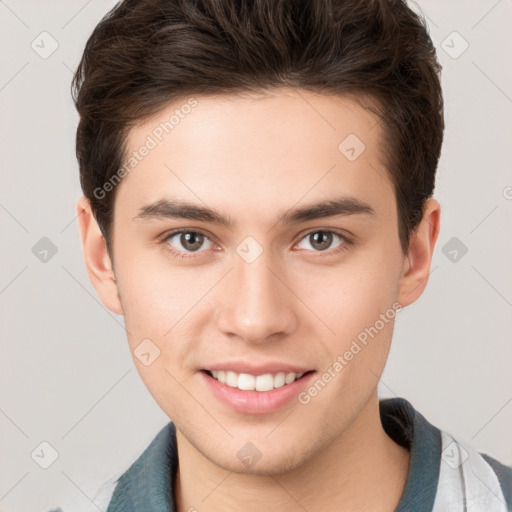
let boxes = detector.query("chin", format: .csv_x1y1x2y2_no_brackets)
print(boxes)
216,448,307,476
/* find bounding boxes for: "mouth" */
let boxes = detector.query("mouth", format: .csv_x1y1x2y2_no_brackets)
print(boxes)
199,369,316,414
202,369,314,392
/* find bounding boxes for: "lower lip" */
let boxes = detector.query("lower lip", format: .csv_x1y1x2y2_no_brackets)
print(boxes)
199,370,316,415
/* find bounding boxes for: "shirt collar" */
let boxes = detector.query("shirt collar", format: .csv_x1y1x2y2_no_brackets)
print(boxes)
380,397,441,512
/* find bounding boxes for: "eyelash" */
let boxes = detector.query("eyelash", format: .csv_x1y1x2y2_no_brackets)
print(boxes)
160,228,353,260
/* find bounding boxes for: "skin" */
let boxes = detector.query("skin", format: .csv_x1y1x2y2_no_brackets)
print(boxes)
77,88,440,511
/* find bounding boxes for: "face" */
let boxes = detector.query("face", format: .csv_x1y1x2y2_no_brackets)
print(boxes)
82,88,436,475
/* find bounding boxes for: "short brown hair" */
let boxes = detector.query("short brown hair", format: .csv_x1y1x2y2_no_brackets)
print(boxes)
72,0,444,255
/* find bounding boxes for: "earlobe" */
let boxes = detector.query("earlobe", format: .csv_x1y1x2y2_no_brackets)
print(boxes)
76,197,123,315
397,198,441,307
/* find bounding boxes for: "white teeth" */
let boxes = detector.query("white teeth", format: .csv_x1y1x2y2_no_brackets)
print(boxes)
273,372,286,388
285,372,296,384
238,373,255,390
225,371,238,387
255,374,274,391
208,370,307,391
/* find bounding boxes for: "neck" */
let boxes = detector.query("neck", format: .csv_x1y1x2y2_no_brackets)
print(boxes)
174,394,410,512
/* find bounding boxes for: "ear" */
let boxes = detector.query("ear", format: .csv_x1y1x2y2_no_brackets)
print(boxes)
397,198,441,307
76,197,123,315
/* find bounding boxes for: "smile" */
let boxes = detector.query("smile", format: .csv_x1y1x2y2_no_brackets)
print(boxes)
200,369,316,414
207,370,306,391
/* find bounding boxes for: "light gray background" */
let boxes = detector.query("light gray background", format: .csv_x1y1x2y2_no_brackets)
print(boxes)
1,1,511,510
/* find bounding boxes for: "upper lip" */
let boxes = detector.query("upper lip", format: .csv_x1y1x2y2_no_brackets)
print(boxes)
203,361,314,376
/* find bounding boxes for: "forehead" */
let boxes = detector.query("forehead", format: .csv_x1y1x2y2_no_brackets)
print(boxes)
117,88,395,225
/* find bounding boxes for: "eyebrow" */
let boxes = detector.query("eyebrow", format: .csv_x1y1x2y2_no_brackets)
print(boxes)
134,196,375,228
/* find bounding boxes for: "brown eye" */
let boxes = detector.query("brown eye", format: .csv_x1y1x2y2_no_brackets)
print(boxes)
166,231,213,254
180,232,204,251
310,231,333,251
296,230,346,252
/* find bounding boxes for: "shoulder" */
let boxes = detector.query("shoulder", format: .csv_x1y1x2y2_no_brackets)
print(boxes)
436,430,512,512
480,451,512,511
44,473,120,512
380,397,512,511
45,423,175,512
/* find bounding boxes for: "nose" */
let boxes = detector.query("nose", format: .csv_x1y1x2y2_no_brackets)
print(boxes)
215,250,298,344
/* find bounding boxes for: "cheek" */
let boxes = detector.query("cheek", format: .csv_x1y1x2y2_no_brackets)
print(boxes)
296,277,399,418
296,250,401,337
114,260,202,415
115,249,194,332
293,245,401,397
115,252,219,372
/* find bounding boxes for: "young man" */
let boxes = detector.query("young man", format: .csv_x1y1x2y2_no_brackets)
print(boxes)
67,0,511,510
